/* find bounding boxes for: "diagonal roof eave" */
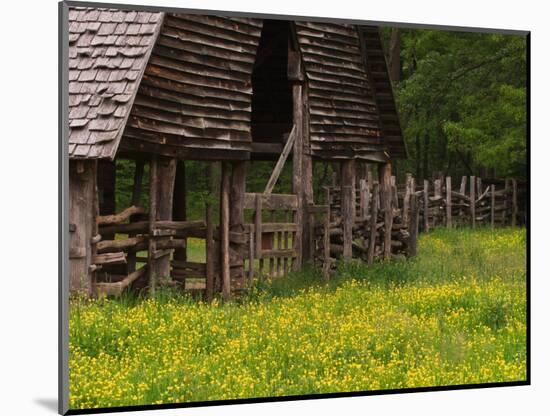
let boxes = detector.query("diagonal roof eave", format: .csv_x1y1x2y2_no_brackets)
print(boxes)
102,12,166,160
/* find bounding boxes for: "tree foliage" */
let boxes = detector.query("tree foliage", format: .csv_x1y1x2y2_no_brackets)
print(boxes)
388,29,527,180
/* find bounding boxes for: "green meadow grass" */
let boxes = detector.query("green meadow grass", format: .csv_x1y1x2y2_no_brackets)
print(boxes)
69,227,527,409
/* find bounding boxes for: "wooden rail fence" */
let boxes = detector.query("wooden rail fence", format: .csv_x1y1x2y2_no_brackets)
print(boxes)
88,173,525,297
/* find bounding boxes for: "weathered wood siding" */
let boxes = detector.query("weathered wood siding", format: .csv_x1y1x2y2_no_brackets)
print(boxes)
120,14,264,160
294,22,386,161
359,26,406,158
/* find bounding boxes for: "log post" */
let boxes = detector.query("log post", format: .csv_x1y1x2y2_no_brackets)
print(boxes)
477,177,483,199
390,175,399,212
512,179,518,226
69,160,97,296
292,82,304,270
341,160,356,259
204,162,218,292
491,184,496,229
470,175,476,228
302,142,314,264
220,162,231,300
172,160,187,263
459,176,467,219
379,162,393,259
148,157,158,295
360,179,369,221
434,178,442,227
423,179,429,232
155,157,177,281
205,202,214,301
127,160,144,273
230,161,247,289
368,182,379,264
446,176,452,228
403,173,412,226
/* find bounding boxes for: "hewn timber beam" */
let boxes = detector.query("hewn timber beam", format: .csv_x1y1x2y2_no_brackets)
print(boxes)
264,125,297,194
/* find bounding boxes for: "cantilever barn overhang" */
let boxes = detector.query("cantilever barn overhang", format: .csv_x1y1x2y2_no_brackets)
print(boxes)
66,7,406,296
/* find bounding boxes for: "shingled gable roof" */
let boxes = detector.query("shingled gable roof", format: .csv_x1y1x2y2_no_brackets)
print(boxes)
68,7,164,159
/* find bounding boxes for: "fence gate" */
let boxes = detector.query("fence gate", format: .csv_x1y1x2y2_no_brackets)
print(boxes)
242,192,299,281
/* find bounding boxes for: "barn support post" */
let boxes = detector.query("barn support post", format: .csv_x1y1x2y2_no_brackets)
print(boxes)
302,151,314,264
292,82,304,270
208,162,221,292
379,162,393,259
341,159,356,259
154,157,177,281
220,162,231,300
230,161,247,290
360,179,369,221
148,156,158,295
127,160,144,273
69,160,97,296
172,160,187,263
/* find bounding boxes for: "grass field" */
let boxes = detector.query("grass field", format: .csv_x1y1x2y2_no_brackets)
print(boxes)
69,227,527,409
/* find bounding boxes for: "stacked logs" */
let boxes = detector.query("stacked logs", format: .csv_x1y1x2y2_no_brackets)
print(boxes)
310,173,524,277
311,176,419,277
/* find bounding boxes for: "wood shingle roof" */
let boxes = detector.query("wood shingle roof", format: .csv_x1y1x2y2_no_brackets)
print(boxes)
68,7,163,159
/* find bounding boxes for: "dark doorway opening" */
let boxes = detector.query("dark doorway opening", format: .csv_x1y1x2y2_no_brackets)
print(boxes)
251,20,293,152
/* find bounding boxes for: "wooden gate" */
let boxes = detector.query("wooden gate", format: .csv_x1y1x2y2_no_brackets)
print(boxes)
242,192,299,281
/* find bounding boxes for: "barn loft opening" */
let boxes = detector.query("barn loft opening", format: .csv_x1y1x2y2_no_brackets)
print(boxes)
251,20,294,155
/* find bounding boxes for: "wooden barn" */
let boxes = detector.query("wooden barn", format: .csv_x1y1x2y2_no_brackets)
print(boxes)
66,6,409,299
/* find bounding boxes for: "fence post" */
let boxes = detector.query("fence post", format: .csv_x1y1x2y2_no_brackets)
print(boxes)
342,185,353,259
502,179,510,225
368,182,379,264
446,176,452,228
379,163,393,259
403,173,412,226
